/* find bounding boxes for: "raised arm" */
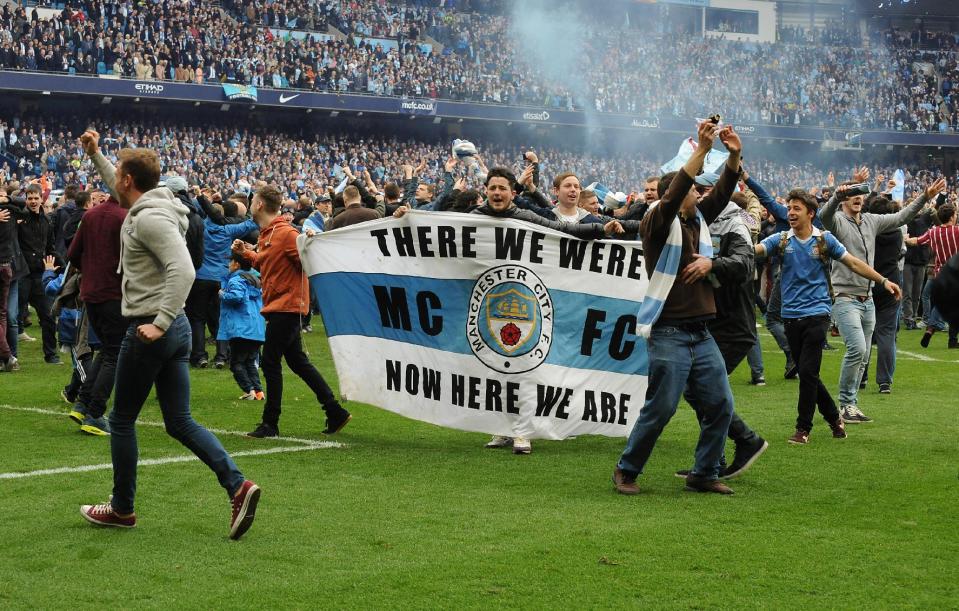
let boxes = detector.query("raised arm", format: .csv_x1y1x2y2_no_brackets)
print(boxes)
698,125,743,224
642,122,714,240
874,178,943,233
744,173,787,222
79,130,119,201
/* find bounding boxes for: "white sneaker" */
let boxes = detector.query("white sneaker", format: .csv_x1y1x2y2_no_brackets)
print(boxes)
18,332,36,342
485,435,513,449
3,356,18,372
238,391,257,400
512,437,532,455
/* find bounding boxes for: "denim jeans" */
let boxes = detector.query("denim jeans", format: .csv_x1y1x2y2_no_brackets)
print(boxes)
109,315,245,514
921,278,940,328
618,324,734,480
746,339,764,378
765,272,793,364
229,338,263,393
784,315,840,432
833,296,876,407
901,263,925,324
872,299,899,386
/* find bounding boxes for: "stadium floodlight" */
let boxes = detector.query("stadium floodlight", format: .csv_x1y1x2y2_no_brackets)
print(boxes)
41,91,51,95
433,117,441,124
220,104,230,111
306,109,312,114
357,112,363,116
134,97,140,103
330,111,339,117
101,97,112,104
194,102,200,107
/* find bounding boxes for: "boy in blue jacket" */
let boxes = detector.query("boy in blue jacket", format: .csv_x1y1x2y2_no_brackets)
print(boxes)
218,254,266,400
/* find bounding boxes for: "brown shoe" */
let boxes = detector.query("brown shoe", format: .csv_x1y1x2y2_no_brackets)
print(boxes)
829,418,847,439
612,468,639,495
684,474,734,495
788,429,810,445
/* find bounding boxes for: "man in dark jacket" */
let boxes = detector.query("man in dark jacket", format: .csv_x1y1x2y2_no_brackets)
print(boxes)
902,206,934,329
863,197,905,394
326,185,383,230
15,184,60,363
0,204,15,370
51,183,79,258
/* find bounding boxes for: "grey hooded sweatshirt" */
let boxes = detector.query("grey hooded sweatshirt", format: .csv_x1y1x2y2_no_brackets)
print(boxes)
92,152,195,331
820,190,927,297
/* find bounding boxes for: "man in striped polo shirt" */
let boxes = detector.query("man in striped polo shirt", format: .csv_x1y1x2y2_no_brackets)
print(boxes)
907,203,959,348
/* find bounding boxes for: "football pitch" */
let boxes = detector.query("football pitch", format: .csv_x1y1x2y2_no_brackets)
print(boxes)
2,322,956,609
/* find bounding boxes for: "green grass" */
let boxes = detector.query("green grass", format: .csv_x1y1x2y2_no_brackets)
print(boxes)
2,320,957,609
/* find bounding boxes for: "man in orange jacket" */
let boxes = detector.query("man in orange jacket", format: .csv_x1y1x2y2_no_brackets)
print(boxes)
232,184,351,438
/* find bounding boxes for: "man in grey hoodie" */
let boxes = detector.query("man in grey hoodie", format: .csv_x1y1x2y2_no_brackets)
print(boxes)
820,170,946,424
76,130,260,540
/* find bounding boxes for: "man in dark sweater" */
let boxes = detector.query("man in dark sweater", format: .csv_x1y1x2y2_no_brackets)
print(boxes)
326,185,383,230
0,204,14,370
613,122,742,495
66,193,127,435
15,184,60,363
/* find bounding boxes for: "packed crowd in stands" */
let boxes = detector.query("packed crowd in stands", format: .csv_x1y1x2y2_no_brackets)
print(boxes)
3,113,957,205
2,1,959,132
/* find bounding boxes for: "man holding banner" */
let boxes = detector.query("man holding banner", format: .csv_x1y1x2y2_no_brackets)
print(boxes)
394,168,639,454
613,121,742,496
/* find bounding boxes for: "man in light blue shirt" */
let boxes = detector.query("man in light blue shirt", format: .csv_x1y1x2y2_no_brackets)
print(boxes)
756,189,901,445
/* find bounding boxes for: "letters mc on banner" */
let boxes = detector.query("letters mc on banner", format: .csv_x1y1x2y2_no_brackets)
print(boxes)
299,212,649,440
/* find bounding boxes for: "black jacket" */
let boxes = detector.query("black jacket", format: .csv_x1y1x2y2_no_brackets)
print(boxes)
705,202,756,355
872,227,904,309
16,207,57,273
470,205,607,239
175,191,206,270
905,209,934,266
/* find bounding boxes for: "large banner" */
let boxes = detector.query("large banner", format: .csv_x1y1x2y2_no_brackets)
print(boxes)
299,212,649,440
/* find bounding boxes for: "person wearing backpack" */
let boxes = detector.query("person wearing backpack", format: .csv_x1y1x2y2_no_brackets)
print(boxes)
756,189,901,445
218,253,266,401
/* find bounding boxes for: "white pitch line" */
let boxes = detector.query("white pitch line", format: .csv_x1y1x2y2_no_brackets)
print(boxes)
0,443,338,480
0,405,326,445
756,332,959,363
896,349,935,362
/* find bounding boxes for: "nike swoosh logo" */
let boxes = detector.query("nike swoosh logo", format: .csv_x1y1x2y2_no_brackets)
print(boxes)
279,94,300,103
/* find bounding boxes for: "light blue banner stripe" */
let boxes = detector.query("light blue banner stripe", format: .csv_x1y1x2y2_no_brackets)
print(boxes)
311,272,647,375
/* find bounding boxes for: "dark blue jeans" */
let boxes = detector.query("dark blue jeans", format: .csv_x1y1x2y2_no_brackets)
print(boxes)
229,338,263,393
109,315,245,514
618,324,734,480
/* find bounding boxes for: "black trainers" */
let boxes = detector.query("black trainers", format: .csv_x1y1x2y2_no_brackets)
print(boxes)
214,359,226,370
784,361,798,379
921,329,935,348
878,383,891,394
721,438,769,480
322,407,352,435
247,422,279,438
749,376,766,386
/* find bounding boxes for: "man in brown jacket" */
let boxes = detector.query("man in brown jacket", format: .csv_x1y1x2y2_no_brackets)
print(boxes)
613,122,743,496
233,184,351,438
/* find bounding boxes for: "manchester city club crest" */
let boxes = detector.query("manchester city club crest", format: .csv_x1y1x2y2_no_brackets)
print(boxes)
466,265,553,374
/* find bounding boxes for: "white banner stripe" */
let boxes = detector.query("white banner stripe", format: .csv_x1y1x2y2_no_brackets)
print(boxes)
0,443,339,480
301,211,646,302
0,405,325,446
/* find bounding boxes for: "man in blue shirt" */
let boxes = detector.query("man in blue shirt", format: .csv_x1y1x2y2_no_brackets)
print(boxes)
756,189,901,445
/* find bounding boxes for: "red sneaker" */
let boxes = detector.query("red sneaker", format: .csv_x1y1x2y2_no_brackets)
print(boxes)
230,480,261,540
80,502,136,528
